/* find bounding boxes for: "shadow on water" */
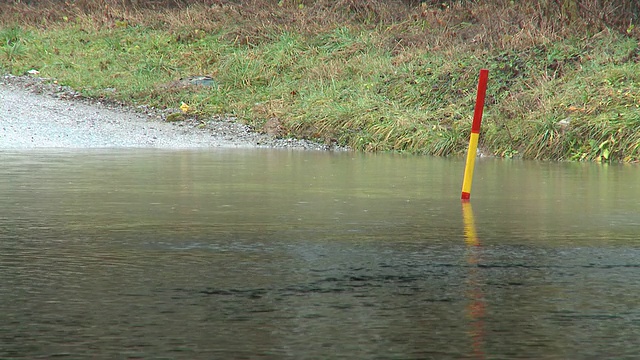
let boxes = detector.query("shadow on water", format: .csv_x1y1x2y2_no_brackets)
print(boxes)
0,149,639,359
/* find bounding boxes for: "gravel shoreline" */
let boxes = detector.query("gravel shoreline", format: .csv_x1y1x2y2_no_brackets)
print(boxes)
0,74,344,151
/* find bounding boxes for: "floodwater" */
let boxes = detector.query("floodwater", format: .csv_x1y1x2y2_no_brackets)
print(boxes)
1,149,639,359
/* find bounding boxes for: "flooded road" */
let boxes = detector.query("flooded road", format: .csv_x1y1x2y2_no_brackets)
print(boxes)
1,149,639,359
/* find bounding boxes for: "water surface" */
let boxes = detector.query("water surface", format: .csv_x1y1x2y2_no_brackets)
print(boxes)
1,149,639,359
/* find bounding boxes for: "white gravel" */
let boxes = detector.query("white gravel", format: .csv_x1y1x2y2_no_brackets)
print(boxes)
0,74,339,151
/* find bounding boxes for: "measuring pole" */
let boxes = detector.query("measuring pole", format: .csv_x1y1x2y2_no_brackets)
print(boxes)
461,69,489,201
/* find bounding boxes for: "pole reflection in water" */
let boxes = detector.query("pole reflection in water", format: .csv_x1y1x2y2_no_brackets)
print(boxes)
462,201,485,359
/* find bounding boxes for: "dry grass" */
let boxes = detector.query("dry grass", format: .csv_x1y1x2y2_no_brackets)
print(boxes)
3,1,638,46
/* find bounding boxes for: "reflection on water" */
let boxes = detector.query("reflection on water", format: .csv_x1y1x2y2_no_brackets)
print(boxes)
1,149,639,359
462,202,485,359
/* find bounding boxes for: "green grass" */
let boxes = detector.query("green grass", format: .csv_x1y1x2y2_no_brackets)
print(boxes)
1,1,639,162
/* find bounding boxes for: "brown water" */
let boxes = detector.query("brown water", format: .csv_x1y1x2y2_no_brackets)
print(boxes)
1,149,639,359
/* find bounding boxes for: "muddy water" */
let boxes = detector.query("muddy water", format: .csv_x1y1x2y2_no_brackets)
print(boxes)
1,149,639,359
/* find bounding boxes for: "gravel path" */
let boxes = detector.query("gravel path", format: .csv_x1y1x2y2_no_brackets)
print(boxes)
0,74,337,151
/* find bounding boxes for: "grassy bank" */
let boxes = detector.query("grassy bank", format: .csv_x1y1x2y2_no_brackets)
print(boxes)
1,0,639,161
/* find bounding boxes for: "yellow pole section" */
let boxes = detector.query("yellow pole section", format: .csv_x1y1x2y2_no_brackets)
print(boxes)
462,201,478,246
461,132,479,200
